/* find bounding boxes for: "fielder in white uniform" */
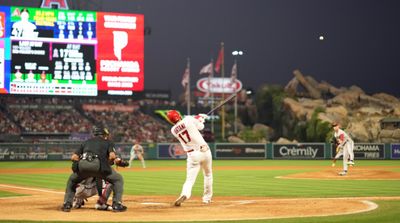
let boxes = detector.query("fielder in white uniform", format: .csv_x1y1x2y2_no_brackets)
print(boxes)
128,140,146,168
332,122,355,176
167,110,213,206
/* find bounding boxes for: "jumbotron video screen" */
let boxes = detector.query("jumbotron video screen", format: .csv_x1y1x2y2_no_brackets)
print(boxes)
0,6,144,96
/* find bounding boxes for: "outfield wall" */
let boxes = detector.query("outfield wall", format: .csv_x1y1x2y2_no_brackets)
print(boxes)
0,142,398,161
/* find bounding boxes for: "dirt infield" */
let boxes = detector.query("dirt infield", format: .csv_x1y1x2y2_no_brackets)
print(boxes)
0,165,399,222
0,184,382,222
278,167,400,180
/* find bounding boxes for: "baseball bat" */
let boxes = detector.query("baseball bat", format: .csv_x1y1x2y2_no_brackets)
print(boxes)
206,92,237,115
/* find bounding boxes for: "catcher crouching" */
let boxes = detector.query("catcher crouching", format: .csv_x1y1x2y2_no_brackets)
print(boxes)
73,158,129,211
61,126,128,212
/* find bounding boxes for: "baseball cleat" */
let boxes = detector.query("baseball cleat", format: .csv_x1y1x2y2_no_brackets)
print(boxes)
174,195,187,206
95,203,112,211
347,160,355,166
202,200,211,205
338,171,347,176
61,202,72,212
112,202,127,212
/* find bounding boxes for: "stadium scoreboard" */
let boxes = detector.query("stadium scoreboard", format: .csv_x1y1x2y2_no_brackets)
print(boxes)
0,6,144,96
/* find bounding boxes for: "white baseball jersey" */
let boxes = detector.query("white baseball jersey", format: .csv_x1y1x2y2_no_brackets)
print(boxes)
171,116,207,152
131,144,143,155
129,143,146,168
170,115,213,203
334,128,354,171
334,129,353,144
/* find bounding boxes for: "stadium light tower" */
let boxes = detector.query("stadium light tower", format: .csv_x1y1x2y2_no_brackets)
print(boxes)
231,50,244,134
232,50,243,56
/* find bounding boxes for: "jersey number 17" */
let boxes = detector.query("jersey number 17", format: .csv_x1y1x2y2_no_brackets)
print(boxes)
178,130,191,144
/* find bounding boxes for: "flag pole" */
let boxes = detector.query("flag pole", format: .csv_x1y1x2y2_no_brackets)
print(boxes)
210,59,214,134
187,57,191,115
234,59,238,134
220,42,225,140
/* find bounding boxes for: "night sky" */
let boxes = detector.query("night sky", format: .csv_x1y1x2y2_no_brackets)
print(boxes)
2,0,400,99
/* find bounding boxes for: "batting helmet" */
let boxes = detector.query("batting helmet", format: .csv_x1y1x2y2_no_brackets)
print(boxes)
167,110,182,124
93,126,110,136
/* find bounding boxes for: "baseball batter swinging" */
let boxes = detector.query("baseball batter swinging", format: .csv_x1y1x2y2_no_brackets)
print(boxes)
167,110,213,206
332,122,355,176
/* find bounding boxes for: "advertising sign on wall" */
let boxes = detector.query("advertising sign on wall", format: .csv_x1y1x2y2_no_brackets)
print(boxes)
391,143,400,159
215,143,265,159
157,143,187,160
353,143,385,159
273,143,325,159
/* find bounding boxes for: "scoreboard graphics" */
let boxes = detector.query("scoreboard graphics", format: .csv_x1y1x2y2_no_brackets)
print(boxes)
0,5,144,96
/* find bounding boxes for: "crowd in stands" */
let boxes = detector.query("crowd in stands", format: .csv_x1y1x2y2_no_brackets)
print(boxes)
84,110,173,143
2,96,74,105
10,108,92,133
0,96,175,143
0,111,20,134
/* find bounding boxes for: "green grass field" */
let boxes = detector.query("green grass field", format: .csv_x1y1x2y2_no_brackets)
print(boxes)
0,160,399,223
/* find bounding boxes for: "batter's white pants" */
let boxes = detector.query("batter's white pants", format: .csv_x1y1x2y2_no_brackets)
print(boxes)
180,149,213,202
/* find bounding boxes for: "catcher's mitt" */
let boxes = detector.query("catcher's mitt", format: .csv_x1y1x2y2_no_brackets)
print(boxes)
114,158,129,167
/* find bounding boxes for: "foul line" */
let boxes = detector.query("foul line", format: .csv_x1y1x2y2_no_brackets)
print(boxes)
0,184,63,194
0,184,386,222
275,176,400,180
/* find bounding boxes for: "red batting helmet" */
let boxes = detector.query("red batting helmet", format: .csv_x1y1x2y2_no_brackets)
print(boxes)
167,110,182,124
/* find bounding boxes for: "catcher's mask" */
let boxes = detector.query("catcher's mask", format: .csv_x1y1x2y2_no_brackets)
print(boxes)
93,126,110,137
167,110,181,124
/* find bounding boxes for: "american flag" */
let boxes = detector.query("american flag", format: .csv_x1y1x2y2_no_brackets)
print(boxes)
199,62,213,75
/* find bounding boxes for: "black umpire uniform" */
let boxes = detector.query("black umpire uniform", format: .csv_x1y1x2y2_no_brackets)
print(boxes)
61,127,126,212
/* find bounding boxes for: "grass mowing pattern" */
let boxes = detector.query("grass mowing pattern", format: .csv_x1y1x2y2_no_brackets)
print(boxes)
0,190,24,198
0,160,399,223
0,160,399,197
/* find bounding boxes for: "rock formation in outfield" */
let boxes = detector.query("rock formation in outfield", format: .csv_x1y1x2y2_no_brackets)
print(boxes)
283,69,400,143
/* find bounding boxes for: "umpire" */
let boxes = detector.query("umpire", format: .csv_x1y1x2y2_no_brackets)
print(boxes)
61,126,127,212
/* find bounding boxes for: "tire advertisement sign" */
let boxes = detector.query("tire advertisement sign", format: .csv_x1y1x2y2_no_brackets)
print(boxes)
353,143,384,159
390,144,400,159
273,143,325,159
215,144,266,159
157,143,187,160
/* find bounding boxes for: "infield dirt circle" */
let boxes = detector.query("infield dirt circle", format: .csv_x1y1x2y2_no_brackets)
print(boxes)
1,166,399,222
